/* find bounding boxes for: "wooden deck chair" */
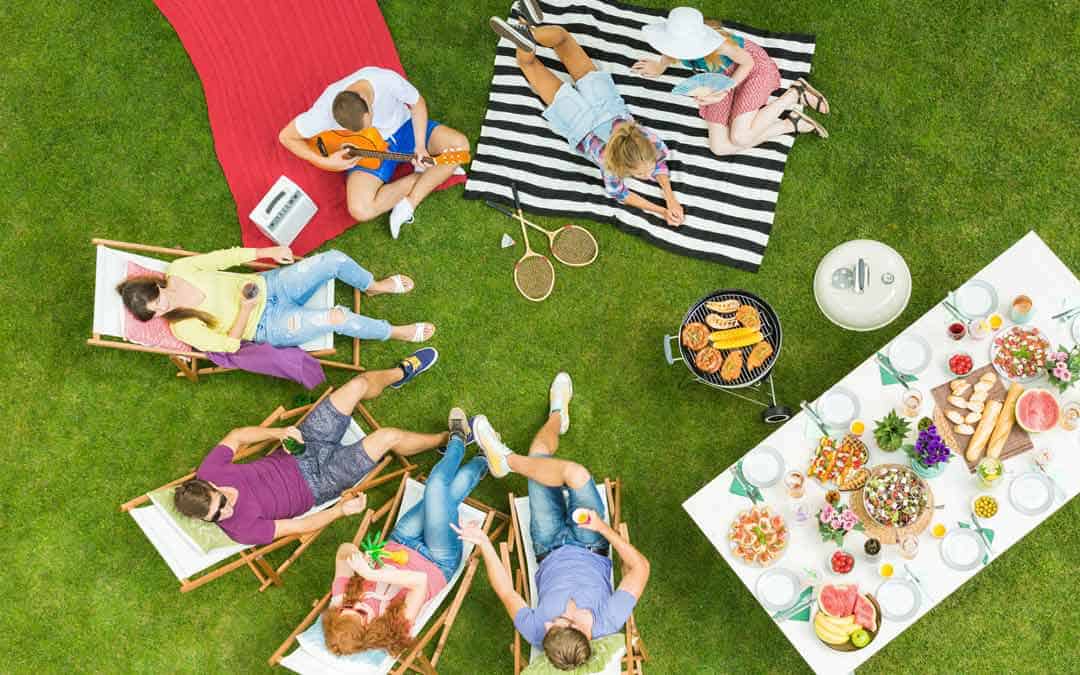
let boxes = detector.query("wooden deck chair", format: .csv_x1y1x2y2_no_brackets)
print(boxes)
120,387,414,593
501,478,649,674
270,473,509,674
89,238,365,382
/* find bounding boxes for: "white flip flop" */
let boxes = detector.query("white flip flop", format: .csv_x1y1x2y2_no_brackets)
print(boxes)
409,322,435,342
389,275,414,294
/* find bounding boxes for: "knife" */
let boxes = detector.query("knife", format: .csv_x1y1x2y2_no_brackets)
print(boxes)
903,564,934,603
944,294,971,322
1035,462,1067,502
772,586,815,621
734,460,763,503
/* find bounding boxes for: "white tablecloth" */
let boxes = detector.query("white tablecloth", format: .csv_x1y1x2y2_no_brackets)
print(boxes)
683,231,1079,674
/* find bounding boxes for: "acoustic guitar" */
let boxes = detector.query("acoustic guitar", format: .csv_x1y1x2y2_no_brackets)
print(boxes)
307,127,470,170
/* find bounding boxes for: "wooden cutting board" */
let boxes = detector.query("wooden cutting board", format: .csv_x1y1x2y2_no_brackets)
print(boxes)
930,363,1033,472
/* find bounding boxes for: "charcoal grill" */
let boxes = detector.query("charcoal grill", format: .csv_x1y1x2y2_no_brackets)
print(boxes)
663,289,792,424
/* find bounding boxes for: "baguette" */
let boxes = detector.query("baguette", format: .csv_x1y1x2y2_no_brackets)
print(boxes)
986,383,1024,458
965,400,1002,463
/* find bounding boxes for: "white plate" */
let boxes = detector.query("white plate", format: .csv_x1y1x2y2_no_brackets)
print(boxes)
940,528,983,571
954,280,998,318
819,387,860,428
744,446,785,488
754,567,801,612
989,325,1052,384
889,333,933,375
875,578,921,622
1009,471,1054,516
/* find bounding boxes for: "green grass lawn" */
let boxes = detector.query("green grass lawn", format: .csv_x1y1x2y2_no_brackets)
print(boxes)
3,0,1079,672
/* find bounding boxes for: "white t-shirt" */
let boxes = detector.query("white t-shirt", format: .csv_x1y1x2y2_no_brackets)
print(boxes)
294,66,420,139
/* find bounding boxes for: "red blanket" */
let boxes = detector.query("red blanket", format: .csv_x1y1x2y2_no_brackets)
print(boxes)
155,0,464,254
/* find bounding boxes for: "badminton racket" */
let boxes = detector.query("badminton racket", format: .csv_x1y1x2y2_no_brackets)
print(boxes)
484,200,598,267
510,184,554,302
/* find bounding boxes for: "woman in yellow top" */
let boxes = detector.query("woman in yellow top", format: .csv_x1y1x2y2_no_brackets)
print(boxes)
117,246,434,353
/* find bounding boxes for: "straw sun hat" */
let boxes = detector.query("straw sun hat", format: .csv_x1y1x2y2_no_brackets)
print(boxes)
641,7,724,61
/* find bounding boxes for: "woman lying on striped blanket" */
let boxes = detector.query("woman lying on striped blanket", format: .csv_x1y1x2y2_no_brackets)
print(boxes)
633,7,831,156
490,1,685,227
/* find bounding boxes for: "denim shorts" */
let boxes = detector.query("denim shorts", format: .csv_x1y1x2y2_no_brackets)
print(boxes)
346,119,442,184
542,71,629,148
292,397,378,505
529,477,610,560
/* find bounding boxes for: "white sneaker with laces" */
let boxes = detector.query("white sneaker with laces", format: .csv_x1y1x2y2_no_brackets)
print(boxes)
472,415,513,478
389,198,415,239
549,372,573,434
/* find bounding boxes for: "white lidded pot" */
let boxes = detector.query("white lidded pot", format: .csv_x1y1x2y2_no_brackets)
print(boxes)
813,239,912,331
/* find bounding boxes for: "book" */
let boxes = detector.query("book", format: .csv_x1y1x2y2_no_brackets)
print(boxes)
671,72,735,97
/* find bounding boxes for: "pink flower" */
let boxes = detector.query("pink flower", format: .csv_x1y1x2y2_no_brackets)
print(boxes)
840,509,859,530
1061,370,1073,382
829,516,843,530
819,504,835,523
1051,351,1068,362
1053,365,1068,379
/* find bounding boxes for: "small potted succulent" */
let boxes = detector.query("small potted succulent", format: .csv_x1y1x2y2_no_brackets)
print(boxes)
873,410,912,452
906,417,950,478
1046,345,1079,392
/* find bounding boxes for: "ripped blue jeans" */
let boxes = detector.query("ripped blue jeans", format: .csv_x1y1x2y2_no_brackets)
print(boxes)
254,250,392,347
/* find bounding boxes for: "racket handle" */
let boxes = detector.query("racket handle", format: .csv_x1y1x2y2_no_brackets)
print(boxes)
484,200,516,218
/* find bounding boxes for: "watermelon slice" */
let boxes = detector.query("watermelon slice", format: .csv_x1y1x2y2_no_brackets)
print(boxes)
819,584,859,617
1016,389,1060,433
853,594,878,632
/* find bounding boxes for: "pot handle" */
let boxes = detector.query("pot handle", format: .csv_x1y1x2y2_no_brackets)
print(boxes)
855,258,870,294
663,334,683,365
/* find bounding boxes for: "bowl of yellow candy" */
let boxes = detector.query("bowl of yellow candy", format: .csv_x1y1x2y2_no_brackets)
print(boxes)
972,494,999,520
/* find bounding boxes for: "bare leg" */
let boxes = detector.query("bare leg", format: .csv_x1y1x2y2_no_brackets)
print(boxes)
729,88,799,147
403,124,471,208
506,413,592,488
531,25,596,82
346,171,421,222
706,123,744,156
516,48,565,105
364,427,449,460
388,323,436,341
327,368,404,414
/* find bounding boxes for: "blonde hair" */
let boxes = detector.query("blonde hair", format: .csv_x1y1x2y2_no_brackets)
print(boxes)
603,123,657,178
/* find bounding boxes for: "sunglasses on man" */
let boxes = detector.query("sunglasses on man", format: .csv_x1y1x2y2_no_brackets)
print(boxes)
208,491,229,522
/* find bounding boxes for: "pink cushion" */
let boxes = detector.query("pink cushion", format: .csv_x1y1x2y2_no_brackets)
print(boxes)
122,262,190,352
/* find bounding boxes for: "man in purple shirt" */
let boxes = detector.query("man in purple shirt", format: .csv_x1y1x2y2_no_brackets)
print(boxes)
173,351,444,546
456,372,650,671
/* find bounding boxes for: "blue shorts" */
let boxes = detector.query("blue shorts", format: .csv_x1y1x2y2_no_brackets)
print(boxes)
346,119,442,184
293,397,378,505
528,475,610,560
542,71,630,148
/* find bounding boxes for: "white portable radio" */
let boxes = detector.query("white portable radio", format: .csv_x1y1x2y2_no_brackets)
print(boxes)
249,175,317,246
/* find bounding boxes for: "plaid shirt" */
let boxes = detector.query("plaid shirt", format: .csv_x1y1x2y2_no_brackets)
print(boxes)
576,116,670,203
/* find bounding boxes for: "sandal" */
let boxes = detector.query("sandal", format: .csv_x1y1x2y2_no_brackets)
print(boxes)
791,78,830,114
407,322,436,343
389,274,414,294
787,110,828,139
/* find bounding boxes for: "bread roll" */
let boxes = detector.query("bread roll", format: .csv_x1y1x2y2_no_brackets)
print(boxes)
966,400,1002,463
987,384,1024,458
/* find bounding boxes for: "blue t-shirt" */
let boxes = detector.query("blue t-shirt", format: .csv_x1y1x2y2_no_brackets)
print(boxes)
513,546,637,648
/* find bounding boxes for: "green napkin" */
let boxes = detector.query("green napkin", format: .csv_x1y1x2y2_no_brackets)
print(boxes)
729,462,763,503
772,586,814,622
879,364,918,386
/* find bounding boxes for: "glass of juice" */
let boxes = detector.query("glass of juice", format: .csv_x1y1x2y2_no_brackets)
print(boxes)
976,457,1004,489
901,388,924,417
1010,295,1034,323
783,471,805,499
898,534,920,560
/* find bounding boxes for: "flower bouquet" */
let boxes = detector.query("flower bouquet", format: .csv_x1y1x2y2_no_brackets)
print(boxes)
817,502,862,546
906,418,951,478
1046,346,1079,392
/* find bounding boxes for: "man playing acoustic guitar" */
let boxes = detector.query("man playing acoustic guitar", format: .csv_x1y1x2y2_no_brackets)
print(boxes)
279,66,469,239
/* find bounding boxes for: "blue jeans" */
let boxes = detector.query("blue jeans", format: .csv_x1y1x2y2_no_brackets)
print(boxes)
254,250,392,347
529,466,609,560
390,436,488,581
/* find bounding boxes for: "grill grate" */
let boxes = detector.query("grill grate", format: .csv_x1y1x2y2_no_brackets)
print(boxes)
677,289,783,389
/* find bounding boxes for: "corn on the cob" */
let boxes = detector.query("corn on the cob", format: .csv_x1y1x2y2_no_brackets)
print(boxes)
710,330,764,349
708,326,760,342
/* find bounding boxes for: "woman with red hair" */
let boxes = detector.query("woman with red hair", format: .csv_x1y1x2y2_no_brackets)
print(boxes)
321,407,486,656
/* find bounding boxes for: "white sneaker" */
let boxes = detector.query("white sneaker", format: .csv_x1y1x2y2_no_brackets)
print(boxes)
389,198,415,240
472,415,513,478
549,372,573,435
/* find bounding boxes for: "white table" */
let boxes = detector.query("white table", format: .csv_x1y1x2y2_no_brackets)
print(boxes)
683,231,1080,674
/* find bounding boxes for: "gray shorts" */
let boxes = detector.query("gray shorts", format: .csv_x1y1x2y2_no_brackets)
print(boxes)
293,397,378,505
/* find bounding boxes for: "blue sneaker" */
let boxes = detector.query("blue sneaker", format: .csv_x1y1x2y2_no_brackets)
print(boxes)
391,347,439,389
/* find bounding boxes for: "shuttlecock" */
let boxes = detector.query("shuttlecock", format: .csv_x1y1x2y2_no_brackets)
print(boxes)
500,233,515,249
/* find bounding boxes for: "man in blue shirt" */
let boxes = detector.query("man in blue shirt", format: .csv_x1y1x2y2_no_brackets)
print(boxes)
455,372,650,670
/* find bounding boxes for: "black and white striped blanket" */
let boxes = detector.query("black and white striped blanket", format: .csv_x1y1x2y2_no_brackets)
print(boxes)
463,0,816,271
